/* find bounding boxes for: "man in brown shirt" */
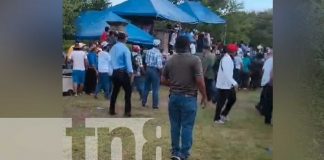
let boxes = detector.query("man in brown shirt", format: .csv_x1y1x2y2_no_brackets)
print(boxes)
162,35,207,160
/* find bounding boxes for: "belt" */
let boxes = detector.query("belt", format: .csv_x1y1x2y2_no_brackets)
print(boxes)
170,93,197,98
114,68,127,72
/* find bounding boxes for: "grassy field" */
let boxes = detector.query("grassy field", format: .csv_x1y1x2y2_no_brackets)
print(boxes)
63,87,272,160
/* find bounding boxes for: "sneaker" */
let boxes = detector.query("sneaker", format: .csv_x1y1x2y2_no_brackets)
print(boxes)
109,111,117,116
221,115,230,122
214,119,225,124
153,107,159,110
124,112,132,117
170,156,181,160
74,93,78,97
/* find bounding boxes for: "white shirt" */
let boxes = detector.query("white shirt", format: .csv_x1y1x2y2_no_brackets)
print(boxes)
261,56,273,86
169,32,177,46
190,43,196,54
69,50,87,71
98,51,113,76
216,53,238,89
237,48,243,58
234,55,242,69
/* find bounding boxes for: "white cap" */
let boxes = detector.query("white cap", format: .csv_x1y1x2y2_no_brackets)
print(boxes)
101,41,109,47
153,39,161,46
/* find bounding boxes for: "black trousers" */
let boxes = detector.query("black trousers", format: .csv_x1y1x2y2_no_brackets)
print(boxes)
256,86,266,115
241,72,250,88
204,78,215,102
109,70,132,114
250,71,261,89
262,85,273,124
84,68,97,94
214,88,237,121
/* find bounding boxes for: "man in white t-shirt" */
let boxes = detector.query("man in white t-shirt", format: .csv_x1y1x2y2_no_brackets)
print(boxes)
190,42,196,54
214,44,239,124
233,52,243,87
260,50,273,125
68,43,88,96
169,30,177,54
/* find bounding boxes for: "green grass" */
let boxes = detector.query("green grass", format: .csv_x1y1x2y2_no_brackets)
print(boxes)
63,87,272,160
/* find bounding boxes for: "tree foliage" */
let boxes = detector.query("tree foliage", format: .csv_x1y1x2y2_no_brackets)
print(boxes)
195,0,272,47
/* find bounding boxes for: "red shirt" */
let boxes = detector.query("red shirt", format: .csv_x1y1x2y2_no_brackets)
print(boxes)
100,32,108,42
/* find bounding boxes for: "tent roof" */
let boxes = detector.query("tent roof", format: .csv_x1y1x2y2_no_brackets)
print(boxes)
108,0,198,23
75,11,155,46
104,11,129,24
178,1,226,24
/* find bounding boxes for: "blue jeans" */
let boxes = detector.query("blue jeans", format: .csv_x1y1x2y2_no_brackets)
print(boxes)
95,73,112,98
132,76,145,99
142,67,160,108
168,94,197,159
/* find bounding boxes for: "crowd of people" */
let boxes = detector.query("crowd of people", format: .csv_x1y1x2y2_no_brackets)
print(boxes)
63,25,273,160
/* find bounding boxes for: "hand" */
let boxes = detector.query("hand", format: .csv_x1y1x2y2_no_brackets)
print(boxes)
130,74,134,84
234,84,239,92
200,96,207,109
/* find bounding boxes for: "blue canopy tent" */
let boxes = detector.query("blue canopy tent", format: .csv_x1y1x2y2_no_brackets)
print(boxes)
178,0,226,24
107,0,198,23
75,11,155,46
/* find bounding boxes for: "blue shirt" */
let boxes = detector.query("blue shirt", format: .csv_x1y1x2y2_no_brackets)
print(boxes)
97,51,113,75
145,47,163,69
110,42,133,73
242,57,251,73
87,52,98,69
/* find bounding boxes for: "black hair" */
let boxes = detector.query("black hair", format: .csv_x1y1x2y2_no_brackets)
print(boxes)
175,35,190,53
117,32,127,41
105,26,109,32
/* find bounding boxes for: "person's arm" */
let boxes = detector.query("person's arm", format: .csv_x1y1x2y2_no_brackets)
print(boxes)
157,54,163,72
125,48,133,74
222,57,238,87
161,62,170,86
196,76,207,108
84,52,89,69
161,74,170,86
108,55,113,76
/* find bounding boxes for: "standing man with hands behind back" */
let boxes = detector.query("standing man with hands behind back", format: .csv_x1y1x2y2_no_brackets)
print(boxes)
109,32,133,117
214,44,239,124
162,35,207,160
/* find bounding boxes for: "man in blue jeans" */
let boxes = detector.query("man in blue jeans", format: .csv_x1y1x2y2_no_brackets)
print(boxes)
162,36,207,160
142,39,163,109
94,42,113,99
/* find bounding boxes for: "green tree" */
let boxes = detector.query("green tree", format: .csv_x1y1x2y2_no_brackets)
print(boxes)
248,10,273,47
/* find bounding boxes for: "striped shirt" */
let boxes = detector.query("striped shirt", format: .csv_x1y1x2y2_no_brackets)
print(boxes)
145,47,163,69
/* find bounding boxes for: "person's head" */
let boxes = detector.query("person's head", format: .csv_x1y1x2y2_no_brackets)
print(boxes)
175,35,190,53
73,42,82,51
226,43,238,56
132,45,141,53
109,31,114,36
89,42,97,52
153,39,161,48
101,41,109,51
117,32,128,43
105,26,110,32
